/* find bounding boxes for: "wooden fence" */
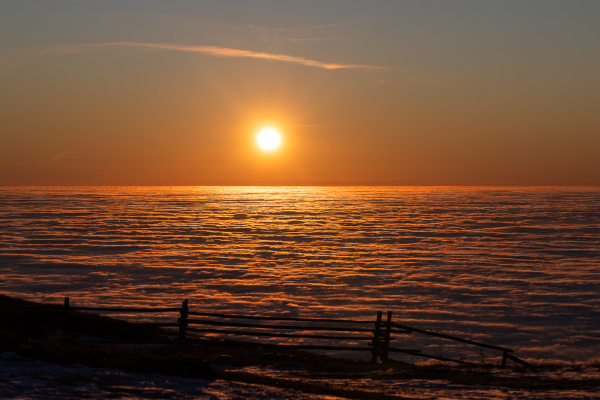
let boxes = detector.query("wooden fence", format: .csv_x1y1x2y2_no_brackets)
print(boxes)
9,297,530,366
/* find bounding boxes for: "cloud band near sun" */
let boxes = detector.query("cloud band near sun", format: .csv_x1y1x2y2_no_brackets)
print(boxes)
35,42,389,70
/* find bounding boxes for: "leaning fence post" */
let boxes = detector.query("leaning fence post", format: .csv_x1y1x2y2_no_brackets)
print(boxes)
63,297,70,337
371,311,383,363
381,311,393,363
502,350,508,367
178,299,188,343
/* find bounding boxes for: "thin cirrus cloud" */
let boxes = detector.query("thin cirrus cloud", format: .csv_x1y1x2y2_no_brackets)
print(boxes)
33,42,391,70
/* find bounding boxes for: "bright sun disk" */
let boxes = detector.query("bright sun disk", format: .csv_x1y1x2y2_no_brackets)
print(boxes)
257,129,281,150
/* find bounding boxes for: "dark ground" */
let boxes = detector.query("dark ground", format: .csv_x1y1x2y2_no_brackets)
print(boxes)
1,294,598,399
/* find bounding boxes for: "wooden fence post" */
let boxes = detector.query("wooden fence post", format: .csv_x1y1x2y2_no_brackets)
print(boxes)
381,311,392,363
371,311,383,363
63,297,70,337
178,299,188,343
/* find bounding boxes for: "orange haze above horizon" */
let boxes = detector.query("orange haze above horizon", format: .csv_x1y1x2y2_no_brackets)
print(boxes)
1,1,599,186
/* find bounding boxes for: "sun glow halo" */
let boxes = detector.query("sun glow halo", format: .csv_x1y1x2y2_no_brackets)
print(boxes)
257,129,281,150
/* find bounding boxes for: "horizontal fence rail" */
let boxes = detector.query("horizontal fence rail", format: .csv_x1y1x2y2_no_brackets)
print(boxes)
186,328,387,341
187,311,376,324
388,321,513,353
388,321,529,366
183,318,408,334
2,296,531,367
70,307,182,312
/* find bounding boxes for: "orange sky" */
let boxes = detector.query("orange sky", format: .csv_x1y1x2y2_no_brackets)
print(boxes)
1,1,599,185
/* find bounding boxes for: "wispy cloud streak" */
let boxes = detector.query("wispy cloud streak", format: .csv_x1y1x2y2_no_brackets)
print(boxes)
38,42,390,70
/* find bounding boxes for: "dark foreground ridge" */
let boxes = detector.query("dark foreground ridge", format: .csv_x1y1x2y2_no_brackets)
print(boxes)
1,294,599,399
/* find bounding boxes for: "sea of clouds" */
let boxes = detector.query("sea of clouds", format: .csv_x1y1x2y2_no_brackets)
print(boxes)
1,187,599,363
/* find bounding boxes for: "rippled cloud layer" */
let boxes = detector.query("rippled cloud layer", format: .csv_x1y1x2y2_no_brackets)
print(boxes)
0,187,599,363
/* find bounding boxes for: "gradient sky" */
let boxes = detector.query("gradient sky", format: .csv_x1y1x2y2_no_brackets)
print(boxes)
1,0,599,185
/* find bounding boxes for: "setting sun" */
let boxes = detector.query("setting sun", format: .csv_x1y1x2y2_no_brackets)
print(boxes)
257,129,281,150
